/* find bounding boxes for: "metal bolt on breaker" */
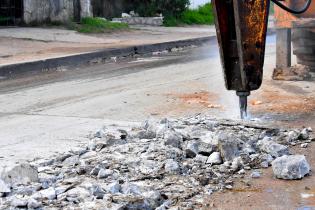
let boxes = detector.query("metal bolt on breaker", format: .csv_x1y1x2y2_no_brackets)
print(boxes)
212,0,312,119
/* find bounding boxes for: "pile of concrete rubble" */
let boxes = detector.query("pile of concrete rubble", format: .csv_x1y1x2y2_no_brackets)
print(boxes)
0,115,313,209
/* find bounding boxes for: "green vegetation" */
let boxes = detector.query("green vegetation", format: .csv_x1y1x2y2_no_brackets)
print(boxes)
75,17,129,33
164,2,214,26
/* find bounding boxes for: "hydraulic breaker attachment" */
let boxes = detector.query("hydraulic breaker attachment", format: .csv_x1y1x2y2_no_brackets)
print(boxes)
212,0,270,118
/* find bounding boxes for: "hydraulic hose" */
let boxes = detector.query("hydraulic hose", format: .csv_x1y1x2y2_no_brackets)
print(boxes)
271,0,312,14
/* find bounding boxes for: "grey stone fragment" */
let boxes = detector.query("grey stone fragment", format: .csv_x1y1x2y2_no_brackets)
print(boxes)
39,187,56,200
300,128,310,140
272,155,310,180
89,185,105,199
139,160,160,175
121,183,141,195
1,163,38,185
0,178,10,193
27,198,42,209
218,133,242,161
143,191,164,209
251,171,261,178
194,154,208,164
185,141,198,158
11,196,28,207
163,129,183,148
206,152,222,165
164,159,180,174
258,137,289,158
287,131,299,142
66,187,90,200
105,182,121,194
197,142,213,156
63,155,80,166
97,169,113,179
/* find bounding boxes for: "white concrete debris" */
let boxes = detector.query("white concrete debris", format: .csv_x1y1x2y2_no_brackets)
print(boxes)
0,163,38,185
0,179,10,194
272,155,311,180
206,152,222,165
0,115,313,209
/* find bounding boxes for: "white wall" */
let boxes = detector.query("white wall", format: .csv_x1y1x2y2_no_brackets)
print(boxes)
190,0,210,9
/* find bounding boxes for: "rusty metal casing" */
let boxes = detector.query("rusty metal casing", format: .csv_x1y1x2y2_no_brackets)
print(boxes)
212,0,270,92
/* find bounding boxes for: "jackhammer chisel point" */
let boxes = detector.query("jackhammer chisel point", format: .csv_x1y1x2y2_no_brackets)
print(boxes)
236,91,250,120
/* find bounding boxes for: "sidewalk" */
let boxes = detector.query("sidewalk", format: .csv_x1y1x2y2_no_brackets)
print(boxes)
0,25,216,66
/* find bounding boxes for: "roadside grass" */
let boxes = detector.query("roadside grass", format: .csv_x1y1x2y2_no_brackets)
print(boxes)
75,17,129,33
164,2,214,26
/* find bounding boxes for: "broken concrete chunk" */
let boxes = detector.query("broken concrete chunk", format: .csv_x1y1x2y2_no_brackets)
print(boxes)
272,155,310,180
38,187,56,200
218,133,242,161
185,141,199,158
105,182,121,194
121,183,142,195
1,163,38,185
139,160,160,175
0,178,10,193
198,142,213,156
11,196,28,208
300,128,310,140
97,169,113,179
27,198,42,209
164,159,180,174
206,152,222,165
258,137,289,158
194,154,208,164
163,129,183,148
63,155,80,166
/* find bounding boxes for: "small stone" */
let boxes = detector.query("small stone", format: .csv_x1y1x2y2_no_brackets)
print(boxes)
194,154,208,164
257,137,289,158
218,133,242,161
66,187,90,201
0,178,10,193
206,152,222,165
231,157,242,172
251,171,261,179
143,191,164,209
11,196,28,207
244,166,251,170
0,163,38,185
139,160,160,175
287,131,299,142
163,129,183,148
105,182,121,194
97,169,113,179
225,185,233,190
185,141,198,158
238,169,246,175
198,142,213,156
164,159,180,174
300,128,310,140
301,143,308,148
89,185,105,199
260,161,269,168
27,198,42,209
272,155,310,180
121,183,141,195
39,187,56,200
63,155,79,166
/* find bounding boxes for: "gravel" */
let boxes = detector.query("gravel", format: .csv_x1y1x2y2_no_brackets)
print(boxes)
0,115,313,209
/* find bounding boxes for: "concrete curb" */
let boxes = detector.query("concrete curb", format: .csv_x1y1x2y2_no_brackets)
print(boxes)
0,36,215,77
